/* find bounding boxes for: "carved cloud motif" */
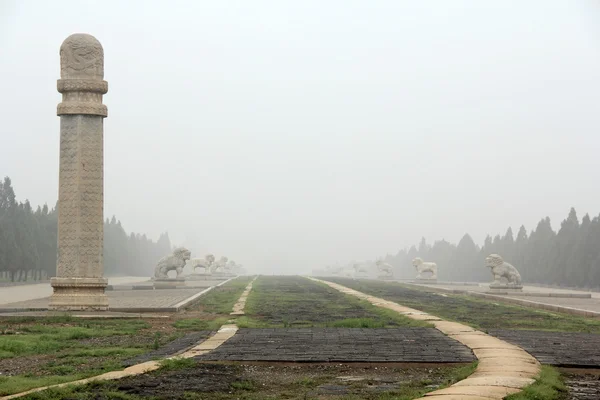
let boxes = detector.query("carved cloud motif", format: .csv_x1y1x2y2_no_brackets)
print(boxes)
60,34,104,79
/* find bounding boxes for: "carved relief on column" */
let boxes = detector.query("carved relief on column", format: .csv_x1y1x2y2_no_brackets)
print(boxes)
57,34,108,117
50,33,109,311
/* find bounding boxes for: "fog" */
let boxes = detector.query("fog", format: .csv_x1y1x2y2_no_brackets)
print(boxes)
2,1,600,274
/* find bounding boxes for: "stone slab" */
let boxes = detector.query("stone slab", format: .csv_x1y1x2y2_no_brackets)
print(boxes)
425,385,520,398
196,328,475,363
453,376,535,388
488,329,600,367
0,277,236,313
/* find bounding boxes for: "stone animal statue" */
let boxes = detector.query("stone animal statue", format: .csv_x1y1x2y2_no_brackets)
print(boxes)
225,260,236,272
485,254,522,285
187,254,215,274
353,261,369,272
412,257,438,279
210,256,229,273
376,259,393,277
154,247,191,279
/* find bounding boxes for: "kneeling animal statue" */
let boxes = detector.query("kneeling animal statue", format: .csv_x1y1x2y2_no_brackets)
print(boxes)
485,254,522,285
154,247,191,279
412,257,437,279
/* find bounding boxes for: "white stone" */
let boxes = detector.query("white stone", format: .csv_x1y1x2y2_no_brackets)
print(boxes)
412,257,438,280
485,254,522,288
49,33,109,311
154,247,191,279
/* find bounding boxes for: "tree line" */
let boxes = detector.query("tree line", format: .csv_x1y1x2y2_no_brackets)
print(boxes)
385,207,600,288
0,177,172,281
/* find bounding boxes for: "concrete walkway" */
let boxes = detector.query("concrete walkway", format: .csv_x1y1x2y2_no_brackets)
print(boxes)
0,276,148,306
311,277,541,400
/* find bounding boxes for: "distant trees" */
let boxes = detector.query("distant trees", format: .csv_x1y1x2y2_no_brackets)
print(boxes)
388,207,600,288
0,176,171,281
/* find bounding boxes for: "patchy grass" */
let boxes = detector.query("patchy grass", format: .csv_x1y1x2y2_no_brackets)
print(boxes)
186,276,254,315
0,318,150,359
0,278,258,396
241,276,429,328
506,365,567,400
158,357,197,371
326,278,600,333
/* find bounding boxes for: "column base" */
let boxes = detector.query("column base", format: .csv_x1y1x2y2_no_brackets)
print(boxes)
49,277,109,311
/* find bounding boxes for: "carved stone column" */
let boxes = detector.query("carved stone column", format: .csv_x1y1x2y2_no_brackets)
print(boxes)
49,34,109,311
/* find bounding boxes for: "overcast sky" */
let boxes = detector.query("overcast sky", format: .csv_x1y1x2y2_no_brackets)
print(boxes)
1,1,600,274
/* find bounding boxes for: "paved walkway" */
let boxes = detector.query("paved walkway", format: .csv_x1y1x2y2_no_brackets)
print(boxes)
488,329,600,367
198,327,475,363
0,276,148,305
312,277,541,400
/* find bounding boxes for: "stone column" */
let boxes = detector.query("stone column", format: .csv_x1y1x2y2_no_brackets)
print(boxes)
49,34,109,311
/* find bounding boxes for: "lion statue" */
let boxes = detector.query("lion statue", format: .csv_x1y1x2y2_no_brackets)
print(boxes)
154,247,191,279
209,256,229,274
187,254,215,274
485,254,521,286
412,257,437,279
352,261,371,277
375,259,393,277
225,260,236,272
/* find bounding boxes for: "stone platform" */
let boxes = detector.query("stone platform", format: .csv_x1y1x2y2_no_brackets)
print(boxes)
0,286,214,313
197,328,475,363
410,282,600,317
488,329,600,367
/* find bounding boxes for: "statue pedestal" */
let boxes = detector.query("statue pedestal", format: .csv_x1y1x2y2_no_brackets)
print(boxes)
212,272,236,279
49,277,109,311
187,273,212,281
413,278,438,284
153,277,185,289
487,283,523,293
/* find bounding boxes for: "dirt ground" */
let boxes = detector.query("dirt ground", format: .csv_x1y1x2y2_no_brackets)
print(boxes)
37,362,473,400
561,369,600,400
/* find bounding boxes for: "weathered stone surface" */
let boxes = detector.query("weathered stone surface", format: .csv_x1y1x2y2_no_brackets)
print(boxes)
122,331,214,367
488,329,600,367
154,248,191,279
485,254,522,288
196,328,475,363
50,34,109,311
424,385,520,398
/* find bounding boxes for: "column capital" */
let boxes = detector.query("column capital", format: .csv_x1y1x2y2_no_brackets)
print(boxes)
57,33,108,117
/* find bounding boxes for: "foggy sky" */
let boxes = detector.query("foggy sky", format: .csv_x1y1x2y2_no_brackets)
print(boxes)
2,1,600,274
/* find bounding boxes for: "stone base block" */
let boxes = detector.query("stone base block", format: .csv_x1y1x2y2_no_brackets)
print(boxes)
49,277,109,311
153,278,185,289
414,278,438,284
187,273,212,281
488,284,523,293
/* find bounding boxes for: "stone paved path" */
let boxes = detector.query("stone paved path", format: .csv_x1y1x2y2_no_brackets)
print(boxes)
0,288,206,312
197,327,475,363
0,276,148,305
312,277,541,400
488,329,600,367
